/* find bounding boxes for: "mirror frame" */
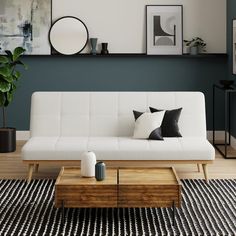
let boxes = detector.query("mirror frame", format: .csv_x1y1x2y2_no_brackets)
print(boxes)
49,16,89,55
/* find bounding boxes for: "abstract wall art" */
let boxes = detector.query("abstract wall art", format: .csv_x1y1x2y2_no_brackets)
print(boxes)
233,19,236,75
0,0,51,55
146,5,183,55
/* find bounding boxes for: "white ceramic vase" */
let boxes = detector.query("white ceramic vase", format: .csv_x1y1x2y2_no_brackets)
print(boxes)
81,151,96,177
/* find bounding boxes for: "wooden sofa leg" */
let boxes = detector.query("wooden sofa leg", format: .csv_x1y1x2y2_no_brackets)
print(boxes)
34,164,39,173
202,164,209,183
197,164,202,172
27,164,34,183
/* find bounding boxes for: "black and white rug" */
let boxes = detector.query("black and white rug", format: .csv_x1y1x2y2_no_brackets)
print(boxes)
0,179,235,236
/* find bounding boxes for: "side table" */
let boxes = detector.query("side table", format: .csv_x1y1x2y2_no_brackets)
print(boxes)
213,84,236,159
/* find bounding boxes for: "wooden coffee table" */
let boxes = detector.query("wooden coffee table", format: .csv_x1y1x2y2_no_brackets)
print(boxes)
55,166,181,225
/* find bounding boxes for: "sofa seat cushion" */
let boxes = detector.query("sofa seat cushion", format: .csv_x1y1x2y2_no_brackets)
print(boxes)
22,137,215,161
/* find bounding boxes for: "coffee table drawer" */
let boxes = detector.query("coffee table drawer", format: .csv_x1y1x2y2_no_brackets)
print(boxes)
55,185,117,208
118,185,181,208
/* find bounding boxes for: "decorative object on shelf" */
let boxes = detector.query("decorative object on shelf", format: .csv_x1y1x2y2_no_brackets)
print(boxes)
0,0,51,55
0,47,27,152
95,162,106,181
183,46,190,54
219,80,234,89
81,151,96,177
233,19,236,75
49,16,89,55
146,5,183,55
190,47,198,55
90,38,98,55
184,37,206,55
101,43,109,54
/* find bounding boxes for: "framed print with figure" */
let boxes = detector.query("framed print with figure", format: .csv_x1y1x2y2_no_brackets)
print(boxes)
146,5,183,55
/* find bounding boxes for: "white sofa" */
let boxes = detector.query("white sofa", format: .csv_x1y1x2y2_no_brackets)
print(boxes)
22,92,215,181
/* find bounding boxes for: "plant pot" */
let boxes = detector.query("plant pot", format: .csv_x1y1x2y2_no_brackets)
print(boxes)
190,46,199,55
184,46,190,54
0,127,16,153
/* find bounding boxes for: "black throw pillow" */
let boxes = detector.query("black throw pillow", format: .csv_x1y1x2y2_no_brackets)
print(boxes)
149,107,182,137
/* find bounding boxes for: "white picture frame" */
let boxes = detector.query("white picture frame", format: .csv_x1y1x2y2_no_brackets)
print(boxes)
146,5,183,55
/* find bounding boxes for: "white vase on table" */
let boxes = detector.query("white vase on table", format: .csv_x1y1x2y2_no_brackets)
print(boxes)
81,151,96,177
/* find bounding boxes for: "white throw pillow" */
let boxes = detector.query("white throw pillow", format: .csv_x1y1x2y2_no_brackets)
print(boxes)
133,110,165,140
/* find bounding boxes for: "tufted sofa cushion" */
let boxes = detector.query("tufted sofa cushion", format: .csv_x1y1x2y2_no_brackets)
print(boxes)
22,137,214,161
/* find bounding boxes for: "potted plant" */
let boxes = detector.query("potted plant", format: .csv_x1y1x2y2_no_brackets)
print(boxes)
184,37,206,55
0,47,27,153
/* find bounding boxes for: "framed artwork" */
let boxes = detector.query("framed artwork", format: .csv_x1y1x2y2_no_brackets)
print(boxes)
0,0,52,55
146,5,183,55
233,19,236,75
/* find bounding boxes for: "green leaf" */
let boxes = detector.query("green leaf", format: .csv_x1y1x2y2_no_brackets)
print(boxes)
7,91,13,103
5,50,13,61
15,60,28,69
0,66,11,77
2,75,13,83
0,81,11,92
14,71,21,80
13,47,25,61
4,98,9,107
0,56,9,64
0,93,4,107
11,83,16,90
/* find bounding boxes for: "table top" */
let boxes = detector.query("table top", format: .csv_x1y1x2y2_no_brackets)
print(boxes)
55,167,117,186
119,167,180,185
55,166,180,186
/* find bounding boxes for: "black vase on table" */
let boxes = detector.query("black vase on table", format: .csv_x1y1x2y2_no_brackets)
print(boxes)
95,162,106,181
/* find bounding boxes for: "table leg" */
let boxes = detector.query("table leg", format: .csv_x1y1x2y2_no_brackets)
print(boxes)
61,200,65,226
172,201,175,226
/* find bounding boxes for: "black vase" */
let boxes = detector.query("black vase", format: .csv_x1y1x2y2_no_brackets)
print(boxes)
101,43,109,55
0,127,16,153
95,162,106,181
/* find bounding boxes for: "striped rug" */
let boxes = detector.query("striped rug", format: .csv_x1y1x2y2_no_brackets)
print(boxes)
0,179,235,236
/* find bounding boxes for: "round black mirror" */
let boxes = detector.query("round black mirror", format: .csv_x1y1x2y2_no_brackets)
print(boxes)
49,16,89,55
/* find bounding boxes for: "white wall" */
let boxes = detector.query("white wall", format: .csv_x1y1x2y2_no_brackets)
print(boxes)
53,0,226,53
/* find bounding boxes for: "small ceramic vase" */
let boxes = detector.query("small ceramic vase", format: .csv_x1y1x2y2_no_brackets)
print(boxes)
101,43,109,54
90,38,98,55
81,151,96,177
95,162,106,181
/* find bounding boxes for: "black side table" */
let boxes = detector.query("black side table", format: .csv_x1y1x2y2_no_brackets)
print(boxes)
213,84,236,159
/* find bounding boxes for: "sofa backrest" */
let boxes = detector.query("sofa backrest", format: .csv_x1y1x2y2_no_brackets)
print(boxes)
30,92,207,138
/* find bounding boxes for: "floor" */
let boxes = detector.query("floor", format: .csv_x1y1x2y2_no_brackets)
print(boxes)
0,141,236,180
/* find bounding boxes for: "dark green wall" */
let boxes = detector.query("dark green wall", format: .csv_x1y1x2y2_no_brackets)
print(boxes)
1,56,227,130
227,0,236,137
